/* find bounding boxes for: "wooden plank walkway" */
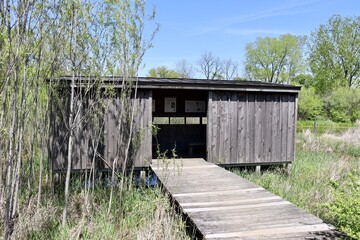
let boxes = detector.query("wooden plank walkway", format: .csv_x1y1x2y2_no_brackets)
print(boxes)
151,158,338,240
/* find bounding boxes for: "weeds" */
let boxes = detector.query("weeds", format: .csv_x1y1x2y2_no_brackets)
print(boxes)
235,126,360,239
322,172,360,239
6,144,189,240
11,186,188,240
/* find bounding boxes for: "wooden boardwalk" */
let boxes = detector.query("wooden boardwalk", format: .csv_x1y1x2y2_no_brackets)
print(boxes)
151,158,338,240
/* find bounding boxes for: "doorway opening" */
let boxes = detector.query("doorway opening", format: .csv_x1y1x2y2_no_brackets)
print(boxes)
152,89,207,159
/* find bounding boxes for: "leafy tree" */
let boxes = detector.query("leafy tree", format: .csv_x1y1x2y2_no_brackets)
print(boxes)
234,77,248,81
298,87,324,120
324,87,360,122
309,15,360,93
292,74,315,88
244,34,306,83
0,0,158,236
147,66,180,78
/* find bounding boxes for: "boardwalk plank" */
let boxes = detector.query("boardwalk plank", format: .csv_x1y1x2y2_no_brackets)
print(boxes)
151,158,336,239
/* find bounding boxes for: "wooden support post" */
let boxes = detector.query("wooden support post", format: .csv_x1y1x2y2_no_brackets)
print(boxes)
285,163,292,176
51,172,55,194
255,165,261,174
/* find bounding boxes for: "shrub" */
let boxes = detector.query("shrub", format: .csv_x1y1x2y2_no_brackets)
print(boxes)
322,172,360,239
324,88,360,122
298,87,324,120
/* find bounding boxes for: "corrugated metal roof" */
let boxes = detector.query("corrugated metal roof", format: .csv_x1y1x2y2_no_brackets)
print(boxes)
53,76,301,93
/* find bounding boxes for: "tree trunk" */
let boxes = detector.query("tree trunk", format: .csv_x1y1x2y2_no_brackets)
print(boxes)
62,1,78,228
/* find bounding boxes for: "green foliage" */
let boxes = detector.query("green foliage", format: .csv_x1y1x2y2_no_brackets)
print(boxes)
235,132,360,238
147,66,181,78
292,74,315,88
324,87,360,122
298,87,324,120
236,150,342,214
298,86,360,123
322,172,360,239
234,77,248,81
244,34,306,83
309,15,360,93
1,0,160,238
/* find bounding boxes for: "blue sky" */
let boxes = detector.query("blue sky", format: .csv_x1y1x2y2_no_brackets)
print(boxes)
140,0,360,77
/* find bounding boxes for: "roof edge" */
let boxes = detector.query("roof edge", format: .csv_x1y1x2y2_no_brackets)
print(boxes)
46,76,302,92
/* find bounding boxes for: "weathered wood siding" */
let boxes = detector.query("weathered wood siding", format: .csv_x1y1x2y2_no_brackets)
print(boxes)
207,91,297,165
49,93,96,170
49,92,69,171
50,88,153,171
132,90,153,167
103,89,153,169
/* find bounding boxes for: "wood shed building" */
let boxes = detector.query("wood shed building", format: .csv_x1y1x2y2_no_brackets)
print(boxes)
49,77,301,172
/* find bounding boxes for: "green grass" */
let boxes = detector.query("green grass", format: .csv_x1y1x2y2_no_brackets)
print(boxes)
234,132,360,239
12,185,189,240
297,120,356,134
235,150,345,214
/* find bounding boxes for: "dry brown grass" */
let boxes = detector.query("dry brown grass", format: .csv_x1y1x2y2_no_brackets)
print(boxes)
136,198,189,240
300,129,324,151
6,186,189,240
11,196,58,239
300,123,360,157
322,121,360,147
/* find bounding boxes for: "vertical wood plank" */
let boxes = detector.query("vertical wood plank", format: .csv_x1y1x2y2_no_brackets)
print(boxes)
104,97,121,169
280,94,289,162
237,93,246,164
218,92,225,163
247,94,255,164
254,94,262,163
260,94,267,162
214,92,220,163
72,98,82,170
270,95,278,162
264,94,272,163
225,93,231,164
231,93,238,163
133,90,153,167
207,91,213,162
50,93,69,171
287,94,296,162
293,94,299,162
229,93,238,164
132,90,141,167
276,95,282,162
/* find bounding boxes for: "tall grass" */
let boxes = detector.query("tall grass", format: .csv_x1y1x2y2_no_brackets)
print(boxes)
235,128,360,238
10,182,189,240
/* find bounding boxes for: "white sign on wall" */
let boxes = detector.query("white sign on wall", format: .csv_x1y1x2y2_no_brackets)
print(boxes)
164,97,176,112
185,101,206,113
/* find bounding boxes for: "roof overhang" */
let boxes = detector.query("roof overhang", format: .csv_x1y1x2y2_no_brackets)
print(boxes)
48,76,302,93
